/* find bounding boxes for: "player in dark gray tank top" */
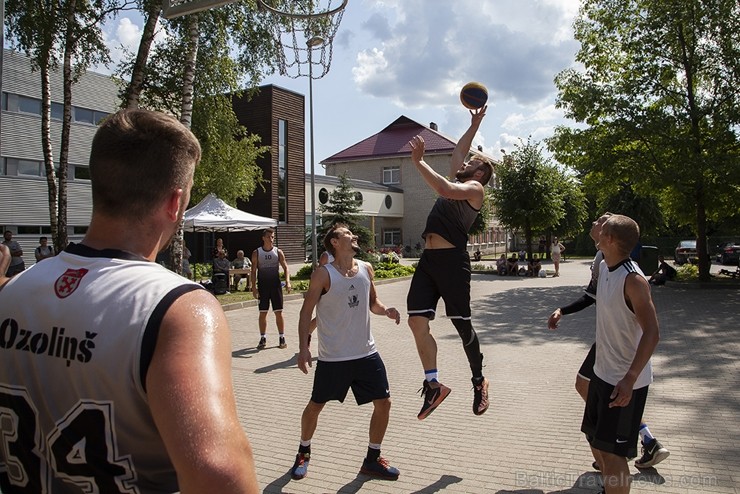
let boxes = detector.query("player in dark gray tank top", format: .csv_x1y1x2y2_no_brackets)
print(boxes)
406,107,495,421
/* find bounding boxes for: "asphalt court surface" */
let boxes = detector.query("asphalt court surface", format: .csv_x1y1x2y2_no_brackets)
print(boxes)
226,259,739,493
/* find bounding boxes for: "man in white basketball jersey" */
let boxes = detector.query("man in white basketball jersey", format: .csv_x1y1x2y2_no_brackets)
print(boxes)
583,214,660,493
290,223,402,481
251,227,292,349
0,109,258,493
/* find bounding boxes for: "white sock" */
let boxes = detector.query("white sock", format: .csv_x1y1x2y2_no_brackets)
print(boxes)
639,424,654,442
279,333,285,339
300,439,311,448
424,369,438,382
368,442,381,450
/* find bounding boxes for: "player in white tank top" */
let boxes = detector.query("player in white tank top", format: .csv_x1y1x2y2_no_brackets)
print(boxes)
0,109,257,493
290,224,402,481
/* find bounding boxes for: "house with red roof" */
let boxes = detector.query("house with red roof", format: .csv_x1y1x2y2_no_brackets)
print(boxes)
319,116,506,255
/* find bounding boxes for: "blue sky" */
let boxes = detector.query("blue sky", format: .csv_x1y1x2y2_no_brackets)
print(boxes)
103,0,582,172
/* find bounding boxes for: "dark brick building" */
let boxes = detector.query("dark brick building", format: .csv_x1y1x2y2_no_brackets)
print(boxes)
229,85,306,263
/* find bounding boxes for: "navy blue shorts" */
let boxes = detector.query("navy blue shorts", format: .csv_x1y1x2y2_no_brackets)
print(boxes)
407,248,471,321
311,353,390,405
582,375,649,458
258,283,284,312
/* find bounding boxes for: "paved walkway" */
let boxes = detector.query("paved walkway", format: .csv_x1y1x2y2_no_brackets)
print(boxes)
225,259,740,493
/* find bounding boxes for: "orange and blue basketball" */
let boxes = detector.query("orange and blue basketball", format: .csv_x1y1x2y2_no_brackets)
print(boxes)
460,82,488,110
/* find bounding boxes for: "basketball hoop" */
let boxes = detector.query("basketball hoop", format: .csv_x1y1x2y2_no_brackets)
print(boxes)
257,0,348,79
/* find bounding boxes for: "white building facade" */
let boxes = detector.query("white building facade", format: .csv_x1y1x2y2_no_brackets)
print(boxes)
1,49,119,267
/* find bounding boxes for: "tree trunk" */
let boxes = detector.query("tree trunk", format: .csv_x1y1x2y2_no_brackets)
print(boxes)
695,194,710,282
57,0,77,251
40,56,60,252
169,14,200,275
124,0,161,109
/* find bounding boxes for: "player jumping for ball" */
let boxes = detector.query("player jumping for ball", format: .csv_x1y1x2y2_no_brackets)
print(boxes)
406,106,495,419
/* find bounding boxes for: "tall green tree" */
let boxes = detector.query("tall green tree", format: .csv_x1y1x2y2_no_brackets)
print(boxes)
117,1,281,271
549,0,740,281
315,172,373,259
5,0,131,252
491,138,586,260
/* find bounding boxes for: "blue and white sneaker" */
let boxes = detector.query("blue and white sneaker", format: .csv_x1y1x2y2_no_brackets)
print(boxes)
360,456,399,480
291,453,310,480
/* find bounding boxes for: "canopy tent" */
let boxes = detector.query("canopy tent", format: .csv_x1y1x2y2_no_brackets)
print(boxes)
183,193,277,232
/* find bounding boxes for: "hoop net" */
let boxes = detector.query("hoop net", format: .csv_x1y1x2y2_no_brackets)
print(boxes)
258,0,348,79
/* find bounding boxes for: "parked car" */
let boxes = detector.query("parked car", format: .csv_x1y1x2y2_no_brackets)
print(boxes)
675,240,698,265
715,241,740,265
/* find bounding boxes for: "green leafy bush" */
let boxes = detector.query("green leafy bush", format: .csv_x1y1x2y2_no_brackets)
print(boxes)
292,280,310,291
675,263,698,281
294,264,314,280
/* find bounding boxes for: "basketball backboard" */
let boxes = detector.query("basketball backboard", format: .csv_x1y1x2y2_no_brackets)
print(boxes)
162,0,236,19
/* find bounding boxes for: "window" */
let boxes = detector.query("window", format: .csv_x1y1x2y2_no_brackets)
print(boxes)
94,111,110,125
18,96,42,115
354,191,363,204
17,160,44,177
383,228,401,246
74,107,94,124
384,195,392,209
383,166,400,184
51,102,64,121
73,165,91,180
318,188,329,204
277,119,287,223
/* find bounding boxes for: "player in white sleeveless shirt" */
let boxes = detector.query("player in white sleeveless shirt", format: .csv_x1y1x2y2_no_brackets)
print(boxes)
0,109,257,493
290,224,402,481
582,214,660,494
548,213,670,471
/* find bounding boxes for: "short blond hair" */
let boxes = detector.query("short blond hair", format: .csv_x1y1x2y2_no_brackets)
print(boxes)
602,215,640,255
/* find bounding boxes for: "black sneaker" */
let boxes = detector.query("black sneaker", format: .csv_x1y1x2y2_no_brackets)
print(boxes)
634,438,670,468
417,380,451,420
291,452,310,480
472,376,489,416
279,337,287,349
360,456,399,480
257,336,266,350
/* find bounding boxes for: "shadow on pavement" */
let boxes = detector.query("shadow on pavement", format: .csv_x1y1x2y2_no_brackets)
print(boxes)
497,470,604,493
409,474,463,493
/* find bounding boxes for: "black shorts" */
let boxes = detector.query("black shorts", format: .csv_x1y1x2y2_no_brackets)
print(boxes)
258,283,284,311
311,353,390,405
578,343,596,381
407,248,471,321
581,375,649,458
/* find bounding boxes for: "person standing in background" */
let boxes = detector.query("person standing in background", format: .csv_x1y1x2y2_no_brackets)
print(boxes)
251,227,292,350
2,230,25,276
34,236,55,262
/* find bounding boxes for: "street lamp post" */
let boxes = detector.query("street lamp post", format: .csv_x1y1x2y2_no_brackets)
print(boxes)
307,35,324,269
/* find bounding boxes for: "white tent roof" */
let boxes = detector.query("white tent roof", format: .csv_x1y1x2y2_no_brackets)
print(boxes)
183,193,277,232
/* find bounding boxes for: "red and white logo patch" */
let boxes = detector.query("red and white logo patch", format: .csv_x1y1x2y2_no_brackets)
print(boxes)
54,268,89,299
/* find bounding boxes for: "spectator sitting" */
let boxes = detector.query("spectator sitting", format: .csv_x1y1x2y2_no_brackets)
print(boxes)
496,254,507,275
527,255,542,277
648,255,677,286
518,249,526,262
212,248,230,275
473,249,482,262
231,249,251,290
506,254,519,276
